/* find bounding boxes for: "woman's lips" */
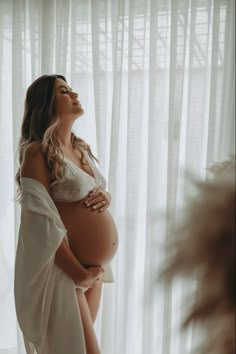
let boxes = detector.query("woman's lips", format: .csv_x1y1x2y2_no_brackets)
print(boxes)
73,101,81,106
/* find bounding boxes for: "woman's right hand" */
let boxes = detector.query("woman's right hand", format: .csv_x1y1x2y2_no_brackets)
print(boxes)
77,266,104,288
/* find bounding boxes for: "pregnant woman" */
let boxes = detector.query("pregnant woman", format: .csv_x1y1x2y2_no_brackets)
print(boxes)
14,74,118,354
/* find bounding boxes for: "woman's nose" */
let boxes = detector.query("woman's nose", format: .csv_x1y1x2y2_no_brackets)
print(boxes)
71,91,78,99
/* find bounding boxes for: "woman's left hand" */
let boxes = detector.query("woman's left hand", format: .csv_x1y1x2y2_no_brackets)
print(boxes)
84,188,111,212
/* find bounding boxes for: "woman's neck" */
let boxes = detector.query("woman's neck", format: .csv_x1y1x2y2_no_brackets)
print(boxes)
57,124,74,150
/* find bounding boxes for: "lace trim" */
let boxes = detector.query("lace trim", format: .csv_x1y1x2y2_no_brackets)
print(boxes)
50,152,106,202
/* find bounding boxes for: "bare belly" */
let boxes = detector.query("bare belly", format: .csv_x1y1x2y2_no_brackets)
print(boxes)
55,199,118,267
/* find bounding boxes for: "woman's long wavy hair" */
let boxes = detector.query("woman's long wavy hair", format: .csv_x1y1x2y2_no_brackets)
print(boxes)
16,74,97,195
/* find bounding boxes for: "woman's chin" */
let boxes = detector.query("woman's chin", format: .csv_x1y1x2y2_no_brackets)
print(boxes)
78,106,84,115
74,108,84,119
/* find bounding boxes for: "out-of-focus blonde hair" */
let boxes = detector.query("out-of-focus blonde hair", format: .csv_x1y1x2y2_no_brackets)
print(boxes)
160,157,235,354
16,74,97,196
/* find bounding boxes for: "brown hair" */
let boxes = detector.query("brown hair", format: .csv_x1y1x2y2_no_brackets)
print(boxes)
16,74,97,194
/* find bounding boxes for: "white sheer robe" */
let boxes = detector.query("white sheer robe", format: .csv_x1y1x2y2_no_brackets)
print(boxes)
14,177,87,354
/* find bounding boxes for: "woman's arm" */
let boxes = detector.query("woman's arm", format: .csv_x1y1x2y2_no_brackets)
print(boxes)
20,142,102,284
54,239,87,282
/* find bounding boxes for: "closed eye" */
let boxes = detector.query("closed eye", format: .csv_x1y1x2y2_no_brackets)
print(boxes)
59,85,72,92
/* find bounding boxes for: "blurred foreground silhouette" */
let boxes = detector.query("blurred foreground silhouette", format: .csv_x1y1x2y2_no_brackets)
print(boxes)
160,157,235,354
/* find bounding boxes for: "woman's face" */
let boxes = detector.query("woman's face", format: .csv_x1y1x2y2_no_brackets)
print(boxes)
54,78,84,120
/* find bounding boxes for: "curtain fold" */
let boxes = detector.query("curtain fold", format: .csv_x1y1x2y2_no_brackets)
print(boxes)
0,0,235,353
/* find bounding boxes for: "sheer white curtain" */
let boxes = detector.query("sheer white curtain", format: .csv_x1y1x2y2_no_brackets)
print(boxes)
0,0,235,353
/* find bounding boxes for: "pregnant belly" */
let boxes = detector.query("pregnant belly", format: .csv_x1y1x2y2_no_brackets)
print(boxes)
55,199,119,266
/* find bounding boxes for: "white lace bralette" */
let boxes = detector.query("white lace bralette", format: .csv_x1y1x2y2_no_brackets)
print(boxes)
50,151,106,202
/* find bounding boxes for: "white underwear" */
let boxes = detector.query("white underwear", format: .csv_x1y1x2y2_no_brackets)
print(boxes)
74,282,89,293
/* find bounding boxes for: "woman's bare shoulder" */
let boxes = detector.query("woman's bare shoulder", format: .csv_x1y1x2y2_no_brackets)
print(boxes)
21,141,51,192
22,141,44,163
24,140,42,154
